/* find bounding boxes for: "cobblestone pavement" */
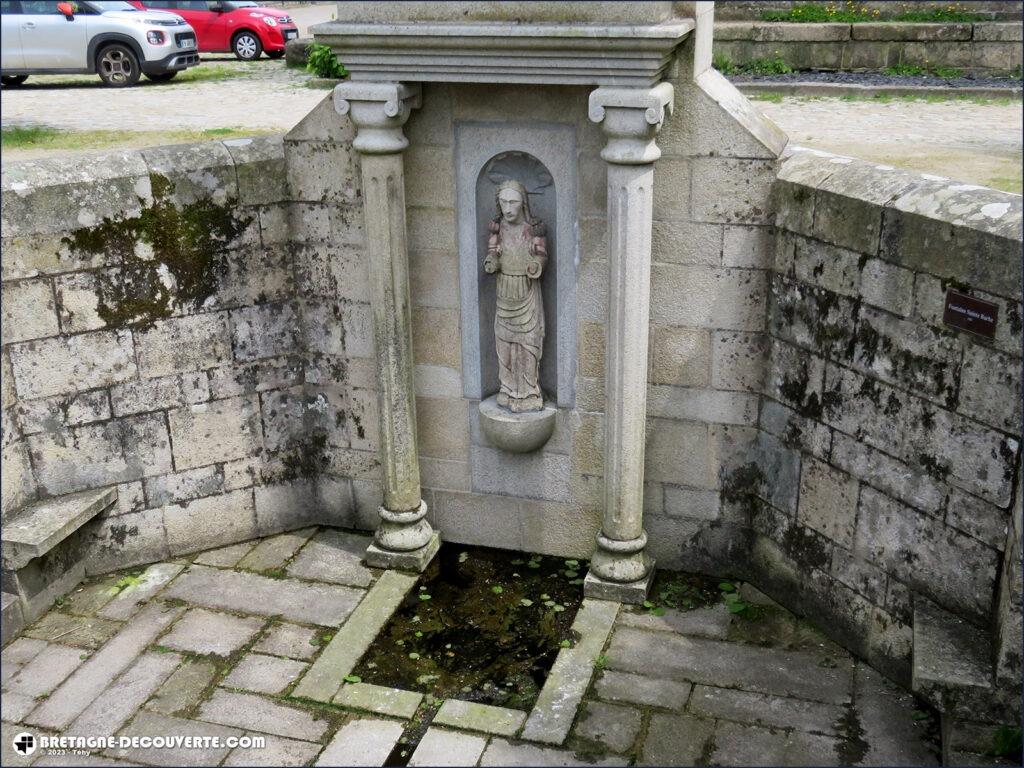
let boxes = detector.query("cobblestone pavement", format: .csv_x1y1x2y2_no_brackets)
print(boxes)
757,96,1023,192
1,528,941,767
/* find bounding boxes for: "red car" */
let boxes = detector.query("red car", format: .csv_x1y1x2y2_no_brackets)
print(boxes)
129,1,298,60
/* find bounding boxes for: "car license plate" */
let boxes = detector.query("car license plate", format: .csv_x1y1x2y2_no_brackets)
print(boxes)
285,30,297,40
178,39,194,49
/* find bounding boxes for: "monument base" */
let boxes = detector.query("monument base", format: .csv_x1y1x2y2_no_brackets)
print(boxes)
583,567,655,605
478,395,557,453
365,532,441,573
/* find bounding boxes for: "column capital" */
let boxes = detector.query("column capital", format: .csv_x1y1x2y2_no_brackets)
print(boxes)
588,82,674,165
334,82,422,154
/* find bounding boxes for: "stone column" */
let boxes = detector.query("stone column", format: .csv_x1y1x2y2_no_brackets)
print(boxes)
334,82,439,572
584,83,674,603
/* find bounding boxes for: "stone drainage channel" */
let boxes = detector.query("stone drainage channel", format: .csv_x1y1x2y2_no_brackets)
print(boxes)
292,543,619,764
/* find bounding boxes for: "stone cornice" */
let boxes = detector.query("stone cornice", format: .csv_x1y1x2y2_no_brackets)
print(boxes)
313,20,694,87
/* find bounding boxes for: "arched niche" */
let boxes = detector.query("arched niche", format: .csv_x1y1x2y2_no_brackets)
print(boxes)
475,151,558,403
456,122,577,409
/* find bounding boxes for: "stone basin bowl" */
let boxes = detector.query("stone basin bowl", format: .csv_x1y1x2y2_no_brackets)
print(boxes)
478,395,557,453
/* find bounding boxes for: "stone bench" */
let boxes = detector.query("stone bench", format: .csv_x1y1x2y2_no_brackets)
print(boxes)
1,487,117,642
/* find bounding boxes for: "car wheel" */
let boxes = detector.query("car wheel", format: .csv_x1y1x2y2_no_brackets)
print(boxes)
1,75,28,87
266,50,285,60
144,71,178,82
96,44,141,87
233,31,262,61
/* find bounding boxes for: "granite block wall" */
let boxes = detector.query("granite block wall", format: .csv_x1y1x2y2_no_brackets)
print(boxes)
0,137,349,574
742,146,1022,684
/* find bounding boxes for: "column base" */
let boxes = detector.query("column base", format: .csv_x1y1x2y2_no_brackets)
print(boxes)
365,532,440,573
583,567,655,605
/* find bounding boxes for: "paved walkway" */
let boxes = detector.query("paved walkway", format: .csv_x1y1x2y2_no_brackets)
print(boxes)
1,527,940,767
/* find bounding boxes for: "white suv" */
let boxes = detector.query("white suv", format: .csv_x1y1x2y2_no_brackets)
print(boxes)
1,0,200,87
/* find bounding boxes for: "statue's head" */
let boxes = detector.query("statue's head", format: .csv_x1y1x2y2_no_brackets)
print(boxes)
495,179,531,225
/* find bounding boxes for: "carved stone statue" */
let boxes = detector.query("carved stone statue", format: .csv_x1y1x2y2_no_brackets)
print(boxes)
484,180,547,413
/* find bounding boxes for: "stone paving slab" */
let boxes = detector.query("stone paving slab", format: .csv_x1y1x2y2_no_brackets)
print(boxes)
639,713,715,766
160,608,263,657
521,599,619,745
253,622,319,660
689,684,844,734
574,701,642,753
409,727,488,767
434,699,527,736
223,734,323,766
193,541,256,568
480,738,624,766
222,653,307,694
1,636,47,665
286,529,374,587
709,721,841,766
26,602,184,730
1,691,37,722
855,664,941,765
24,611,122,649
145,658,217,716
315,718,405,767
616,604,732,639
198,689,329,741
593,670,692,711
162,564,364,626
98,563,185,621
2,721,55,768
606,627,854,705
293,569,417,702
65,651,181,738
35,755,142,766
335,682,423,719
108,710,242,766
63,577,120,617
5,643,85,698
236,528,317,573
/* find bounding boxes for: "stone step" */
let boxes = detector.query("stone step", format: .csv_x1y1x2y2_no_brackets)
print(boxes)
2,487,119,636
2,487,117,570
1,592,24,645
912,597,992,717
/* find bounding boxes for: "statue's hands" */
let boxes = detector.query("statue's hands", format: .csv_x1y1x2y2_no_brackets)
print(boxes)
484,257,498,274
526,259,543,279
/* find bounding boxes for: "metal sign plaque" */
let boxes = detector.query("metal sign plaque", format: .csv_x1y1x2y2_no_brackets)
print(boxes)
943,290,998,339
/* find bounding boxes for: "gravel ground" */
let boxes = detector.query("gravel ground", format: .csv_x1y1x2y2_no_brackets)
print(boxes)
757,95,1022,192
731,70,1024,89
0,59,327,134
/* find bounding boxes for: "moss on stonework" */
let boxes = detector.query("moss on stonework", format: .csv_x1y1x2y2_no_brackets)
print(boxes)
61,171,250,329
279,431,329,481
721,462,767,521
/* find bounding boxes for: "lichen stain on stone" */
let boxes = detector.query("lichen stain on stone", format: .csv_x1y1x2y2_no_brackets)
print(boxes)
109,523,139,546
60,171,250,329
279,431,329,481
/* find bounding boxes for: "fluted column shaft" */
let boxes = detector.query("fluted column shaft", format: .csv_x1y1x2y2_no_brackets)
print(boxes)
585,83,674,602
335,82,439,571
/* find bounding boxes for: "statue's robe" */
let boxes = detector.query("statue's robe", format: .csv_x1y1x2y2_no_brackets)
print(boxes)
494,219,544,408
